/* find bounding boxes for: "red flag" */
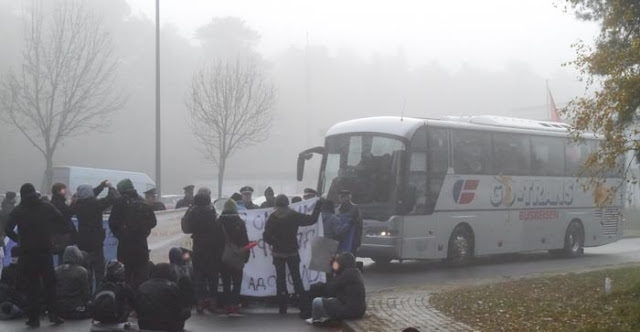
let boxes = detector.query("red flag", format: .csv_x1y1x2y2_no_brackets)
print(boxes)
548,88,561,122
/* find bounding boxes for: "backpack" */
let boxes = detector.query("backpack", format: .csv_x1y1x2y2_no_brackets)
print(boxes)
92,282,121,324
122,199,154,235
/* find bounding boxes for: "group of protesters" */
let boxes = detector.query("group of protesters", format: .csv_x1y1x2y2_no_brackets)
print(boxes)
0,179,366,330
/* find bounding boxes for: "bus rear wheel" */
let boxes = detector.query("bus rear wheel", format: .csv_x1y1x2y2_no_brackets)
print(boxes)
446,225,474,266
562,221,584,257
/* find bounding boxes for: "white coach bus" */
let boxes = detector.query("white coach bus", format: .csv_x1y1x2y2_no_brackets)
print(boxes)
297,116,623,264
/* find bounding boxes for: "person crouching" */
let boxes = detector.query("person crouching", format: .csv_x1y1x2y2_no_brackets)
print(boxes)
307,252,366,325
55,246,91,319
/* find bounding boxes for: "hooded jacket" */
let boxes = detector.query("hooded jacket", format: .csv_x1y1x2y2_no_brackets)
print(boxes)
55,246,90,313
322,252,366,319
219,200,250,263
5,185,66,255
108,190,157,266
263,198,322,256
136,264,191,332
0,195,16,241
181,193,222,272
73,183,116,252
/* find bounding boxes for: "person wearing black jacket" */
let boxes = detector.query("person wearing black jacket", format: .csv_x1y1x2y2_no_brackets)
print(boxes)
181,189,222,313
4,183,65,327
135,263,191,332
50,183,77,265
219,200,249,315
306,252,366,325
73,181,117,291
263,194,322,317
108,179,157,290
55,246,90,319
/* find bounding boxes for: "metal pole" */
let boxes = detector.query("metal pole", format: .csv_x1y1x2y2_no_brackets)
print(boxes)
155,0,162,195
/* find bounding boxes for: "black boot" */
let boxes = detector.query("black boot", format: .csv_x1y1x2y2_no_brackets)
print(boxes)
298,292,311,319
25,318,40,328
48,312,64,325
278,294,288,314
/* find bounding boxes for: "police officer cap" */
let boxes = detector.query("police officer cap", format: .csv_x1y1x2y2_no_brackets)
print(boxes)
183,185,195,191
240,186,254,194
144,188,157,195
303,188,318,195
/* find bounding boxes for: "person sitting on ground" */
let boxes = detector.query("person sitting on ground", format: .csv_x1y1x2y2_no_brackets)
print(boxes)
219,199,250,316
168,247,195,307
0,246,26,320
135,263,191,332
92,260,135,324
55,246,91,319
306,252,366,325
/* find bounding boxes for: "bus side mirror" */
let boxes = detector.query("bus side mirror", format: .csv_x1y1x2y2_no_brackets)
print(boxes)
297,146,326,182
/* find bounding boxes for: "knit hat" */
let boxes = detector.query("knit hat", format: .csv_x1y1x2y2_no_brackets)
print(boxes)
275,194,289,207
20,183,36,198
76,185,95,200
116,178,134,193
223,199,238,214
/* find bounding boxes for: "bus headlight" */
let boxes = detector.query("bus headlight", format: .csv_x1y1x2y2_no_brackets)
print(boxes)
378,230,398,237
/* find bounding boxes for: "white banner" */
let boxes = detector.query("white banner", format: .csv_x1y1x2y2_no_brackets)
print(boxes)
148,198,325,297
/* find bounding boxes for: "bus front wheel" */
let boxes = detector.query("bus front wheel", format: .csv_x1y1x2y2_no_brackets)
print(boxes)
446,225,474,266
562,220,584,257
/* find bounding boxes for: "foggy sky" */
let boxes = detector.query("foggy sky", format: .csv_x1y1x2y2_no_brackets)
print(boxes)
0,0,597,195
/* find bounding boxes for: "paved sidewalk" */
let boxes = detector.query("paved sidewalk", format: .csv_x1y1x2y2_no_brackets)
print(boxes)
345,288,474,332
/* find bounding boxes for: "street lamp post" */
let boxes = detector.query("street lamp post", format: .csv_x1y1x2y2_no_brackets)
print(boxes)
155,0,162,195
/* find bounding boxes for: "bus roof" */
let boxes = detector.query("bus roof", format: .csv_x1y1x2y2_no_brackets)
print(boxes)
326,116,595,139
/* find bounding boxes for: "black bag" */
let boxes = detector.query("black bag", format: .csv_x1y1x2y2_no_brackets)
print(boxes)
221,224,245,271
92,282,120,324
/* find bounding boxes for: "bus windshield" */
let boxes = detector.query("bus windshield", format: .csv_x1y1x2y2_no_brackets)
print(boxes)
323,133,406,220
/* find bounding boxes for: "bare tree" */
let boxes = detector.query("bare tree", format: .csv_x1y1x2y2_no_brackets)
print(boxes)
186,59,275,197
0,1,124,191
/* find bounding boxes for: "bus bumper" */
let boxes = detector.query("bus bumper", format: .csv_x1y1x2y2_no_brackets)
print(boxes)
358,236,400,259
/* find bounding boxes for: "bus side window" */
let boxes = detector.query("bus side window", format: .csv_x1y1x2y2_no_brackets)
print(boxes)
407,127,427,215
427,128,449,214
452,130,491,175
531,136,565,176
565,139,591,176
493,133,530,176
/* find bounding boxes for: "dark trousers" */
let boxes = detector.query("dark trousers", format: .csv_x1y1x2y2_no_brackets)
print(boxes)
273,255,308,311
86,248,104,292
125,263,149,290
221,265,243,306
20,254,57,320
194,267,219,302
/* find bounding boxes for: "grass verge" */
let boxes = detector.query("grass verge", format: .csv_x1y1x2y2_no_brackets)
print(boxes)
430,265,640,332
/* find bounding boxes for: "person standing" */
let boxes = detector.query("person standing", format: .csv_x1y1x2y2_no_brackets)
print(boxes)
260,187,276,208
336,190,363,256
4,183,65,327
144,188,166,212
239,186,259,210
108,179,157,290
175,185,195,209
180,188,222,313
73,181,117,291
263,194,322,318
50,183,77,265
218,200,249,316
0,191,17,273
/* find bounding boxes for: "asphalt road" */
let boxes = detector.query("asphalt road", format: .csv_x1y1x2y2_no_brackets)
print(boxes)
3,237,640,332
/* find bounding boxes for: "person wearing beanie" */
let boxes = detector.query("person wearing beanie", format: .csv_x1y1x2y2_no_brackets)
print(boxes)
260,187,276,208
4,183,65,327
72,180,117,291
180,188,222,313
263,194,323,318
50,183,77,265
218,199,249,316
108,179,157,290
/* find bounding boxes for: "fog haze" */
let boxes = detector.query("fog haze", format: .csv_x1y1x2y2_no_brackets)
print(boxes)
0,0,597,195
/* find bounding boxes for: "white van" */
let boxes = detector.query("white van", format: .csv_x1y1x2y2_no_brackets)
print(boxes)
52,166,156,196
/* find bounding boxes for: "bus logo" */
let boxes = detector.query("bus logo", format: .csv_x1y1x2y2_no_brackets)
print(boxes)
453,179,479,204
